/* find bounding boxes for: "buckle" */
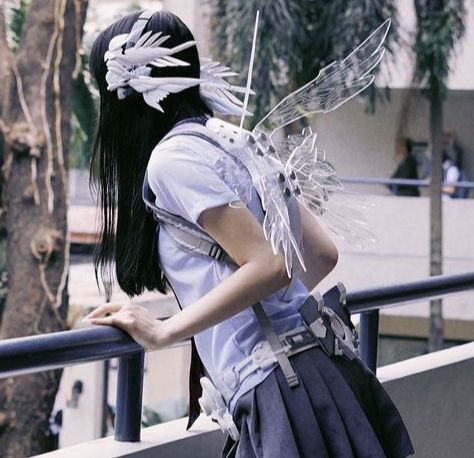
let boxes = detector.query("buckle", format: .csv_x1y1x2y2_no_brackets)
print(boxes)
280,327,318,348
251,341,277,369
209,244,224,260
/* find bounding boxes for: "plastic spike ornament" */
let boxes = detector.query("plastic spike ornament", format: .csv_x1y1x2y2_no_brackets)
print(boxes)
199,58,253,116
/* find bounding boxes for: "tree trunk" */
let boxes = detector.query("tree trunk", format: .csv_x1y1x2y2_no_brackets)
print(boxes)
428,82,444,352
0,1,88,456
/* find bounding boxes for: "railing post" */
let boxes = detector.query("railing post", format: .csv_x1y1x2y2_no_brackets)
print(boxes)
359,309,380,374
114,350,145,442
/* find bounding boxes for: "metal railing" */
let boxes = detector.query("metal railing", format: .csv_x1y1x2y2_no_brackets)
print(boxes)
340,176,474,190
0,272,473,442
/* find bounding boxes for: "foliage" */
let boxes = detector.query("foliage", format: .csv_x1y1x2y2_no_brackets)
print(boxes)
209,0,399,127
7,0,30,53
413,0,466,97
141,406,163,427
69,53,97,169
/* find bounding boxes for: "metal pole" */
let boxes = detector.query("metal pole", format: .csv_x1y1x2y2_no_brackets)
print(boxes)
114,351,145,442
359,310,380,374
101,359,110,437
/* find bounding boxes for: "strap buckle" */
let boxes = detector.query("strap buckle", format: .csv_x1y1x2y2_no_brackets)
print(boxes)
208,244,225,261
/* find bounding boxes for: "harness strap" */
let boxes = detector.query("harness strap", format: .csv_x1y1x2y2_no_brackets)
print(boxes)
143,173,230,262
164,224,231,262
251,302,299,387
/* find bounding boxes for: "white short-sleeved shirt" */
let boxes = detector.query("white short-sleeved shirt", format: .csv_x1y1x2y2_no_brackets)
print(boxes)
146,124,309,416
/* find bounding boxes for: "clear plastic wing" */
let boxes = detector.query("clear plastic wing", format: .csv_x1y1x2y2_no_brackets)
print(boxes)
283,128,378,248
256,19,391,134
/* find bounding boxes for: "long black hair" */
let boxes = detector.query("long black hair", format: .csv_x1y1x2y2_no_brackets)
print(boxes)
89,10,212,297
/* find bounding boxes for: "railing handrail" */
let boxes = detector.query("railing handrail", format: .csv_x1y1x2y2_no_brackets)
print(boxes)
340,176,474,189
1,272,473,380
0,325,142,378
347,271,474,313
1,271,473,442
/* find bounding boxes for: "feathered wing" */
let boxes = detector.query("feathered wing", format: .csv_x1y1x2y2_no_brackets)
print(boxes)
104,19,201,110
135,77,203,112
105,31,196,68
255,18,391,134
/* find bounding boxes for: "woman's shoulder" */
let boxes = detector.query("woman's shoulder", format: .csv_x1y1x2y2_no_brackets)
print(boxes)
148,117,237,171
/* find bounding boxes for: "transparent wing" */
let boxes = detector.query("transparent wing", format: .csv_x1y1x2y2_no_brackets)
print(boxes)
314,191,379,248
281,128,378,248
256,19,390,134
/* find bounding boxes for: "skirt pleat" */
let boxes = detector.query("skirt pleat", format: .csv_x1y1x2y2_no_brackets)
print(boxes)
221,346,415,458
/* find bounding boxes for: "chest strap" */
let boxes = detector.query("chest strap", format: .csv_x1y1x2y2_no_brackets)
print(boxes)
143,173,231,263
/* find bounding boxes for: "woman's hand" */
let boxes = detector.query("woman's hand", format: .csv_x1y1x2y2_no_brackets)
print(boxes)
83,303,171,352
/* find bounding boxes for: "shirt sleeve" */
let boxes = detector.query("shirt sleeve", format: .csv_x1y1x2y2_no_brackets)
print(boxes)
146,136,242,229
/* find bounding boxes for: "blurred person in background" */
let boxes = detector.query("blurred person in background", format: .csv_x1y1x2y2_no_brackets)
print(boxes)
389,137,420,197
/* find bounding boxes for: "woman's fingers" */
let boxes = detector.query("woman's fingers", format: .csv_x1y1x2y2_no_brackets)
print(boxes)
83,303,124,320
88,306,168,352
88,315,116,326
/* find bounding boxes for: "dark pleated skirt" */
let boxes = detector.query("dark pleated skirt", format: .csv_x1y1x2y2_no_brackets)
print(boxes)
221,346,415,458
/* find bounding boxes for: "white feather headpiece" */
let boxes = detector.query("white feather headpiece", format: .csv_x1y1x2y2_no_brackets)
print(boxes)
104,9,249,115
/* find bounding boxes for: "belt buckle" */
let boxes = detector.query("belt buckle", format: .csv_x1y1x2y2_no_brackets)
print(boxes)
251,341,277,369
280,327,317,350
221,365,240,392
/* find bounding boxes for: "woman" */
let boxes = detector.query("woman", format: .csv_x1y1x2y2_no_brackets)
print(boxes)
85,9,414,458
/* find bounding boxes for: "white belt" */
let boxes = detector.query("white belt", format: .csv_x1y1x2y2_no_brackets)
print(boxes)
218,325,319,399
199,325,319,440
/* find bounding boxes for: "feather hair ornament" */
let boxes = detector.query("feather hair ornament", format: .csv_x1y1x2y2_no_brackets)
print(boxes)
104,9,249,115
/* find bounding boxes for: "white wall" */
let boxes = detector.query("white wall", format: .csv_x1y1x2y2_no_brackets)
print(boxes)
312,88,474,190
317,195,474,324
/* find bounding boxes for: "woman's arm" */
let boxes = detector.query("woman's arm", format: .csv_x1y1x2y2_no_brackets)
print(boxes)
85,201,338,350
297,202,339,291
160,203,292,343
85,203,290,350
